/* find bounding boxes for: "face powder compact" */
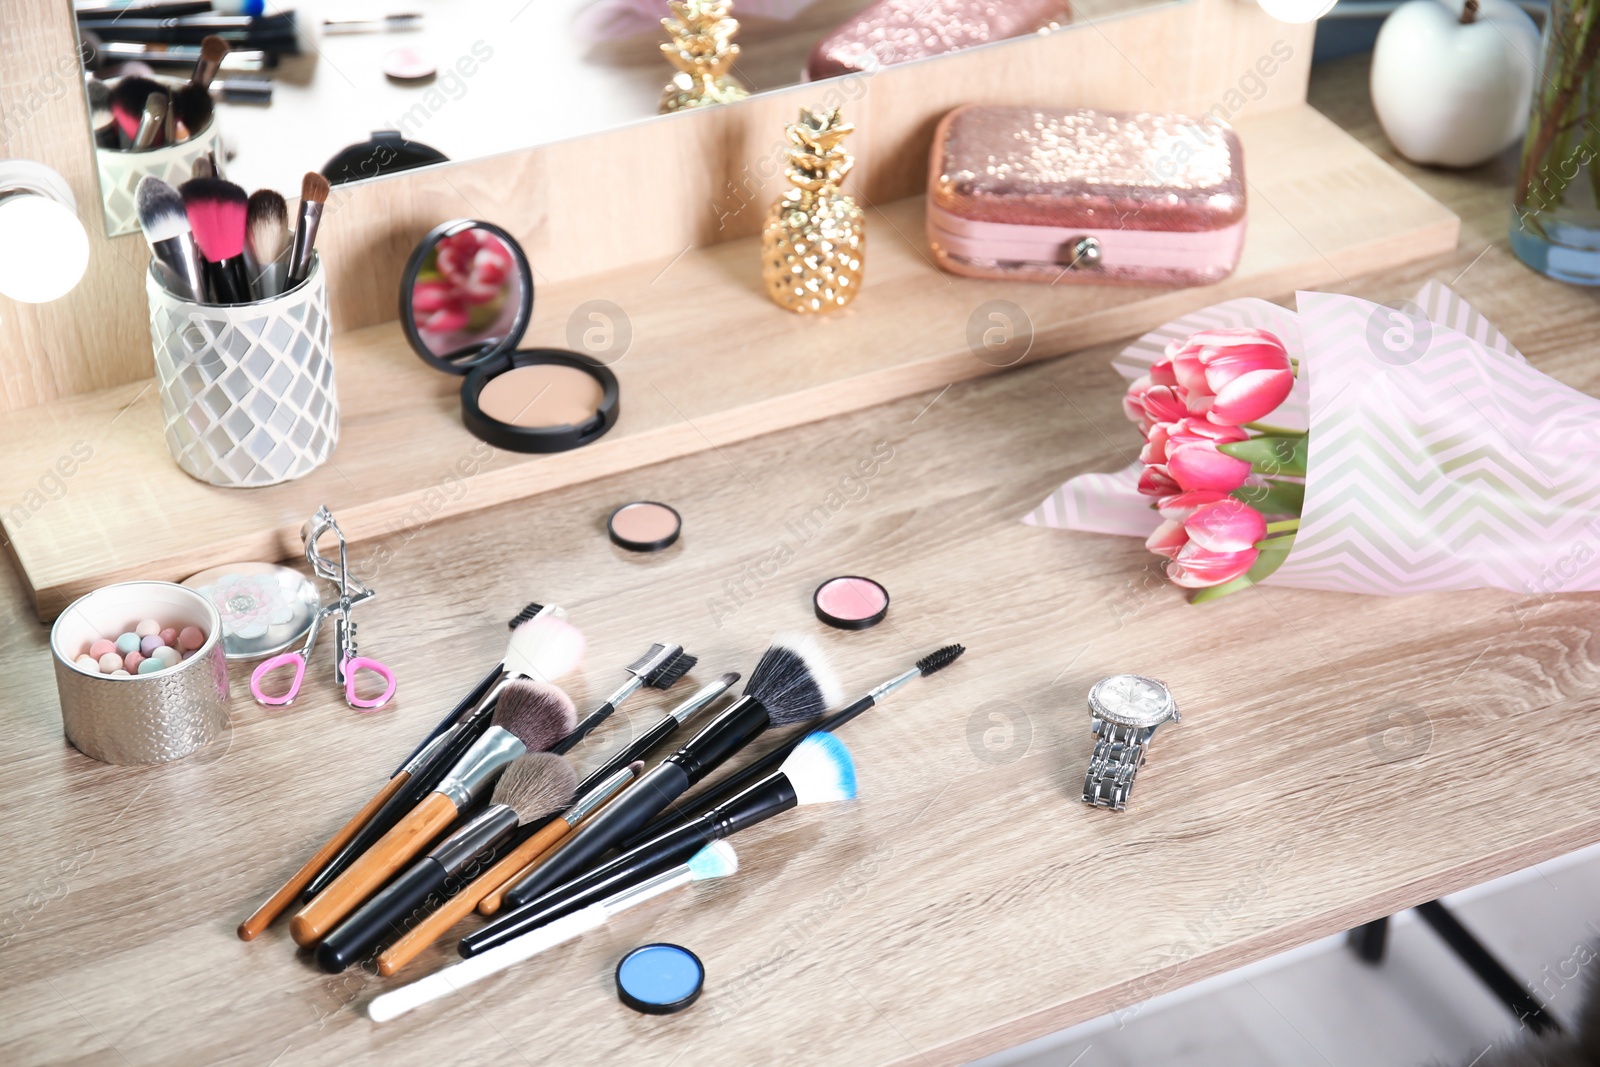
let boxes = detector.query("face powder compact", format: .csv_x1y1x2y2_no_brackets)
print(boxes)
182,562,321,660
813,575,890,630
400,218,619,453
608,501,682,552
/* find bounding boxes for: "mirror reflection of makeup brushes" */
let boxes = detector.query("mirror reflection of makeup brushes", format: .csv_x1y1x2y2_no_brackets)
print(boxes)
373,761,641,977
290,680,578,946
369,841,739,1023
627,644,964,848
499,634,840,913
299,609,582,903
313,752,580,973
462,732,855,958
190,34,229,91
108,76,164,143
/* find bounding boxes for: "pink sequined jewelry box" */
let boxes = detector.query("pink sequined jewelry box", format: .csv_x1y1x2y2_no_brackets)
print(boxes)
926,106,1248,286
806,0,1072,82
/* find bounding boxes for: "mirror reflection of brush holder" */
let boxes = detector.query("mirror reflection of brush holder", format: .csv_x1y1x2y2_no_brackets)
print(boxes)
50,581,229,765
148,253,338,488
95,108,223,239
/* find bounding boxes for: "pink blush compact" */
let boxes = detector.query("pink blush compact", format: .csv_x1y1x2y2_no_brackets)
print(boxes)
813,576,889,630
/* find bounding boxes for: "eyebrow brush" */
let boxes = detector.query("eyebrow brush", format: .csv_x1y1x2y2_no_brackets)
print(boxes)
550,641,698,755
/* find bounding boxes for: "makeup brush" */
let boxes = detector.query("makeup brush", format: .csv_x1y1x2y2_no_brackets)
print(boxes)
627,644,965,849
322,13,424,33
499,634,839,913
190,34,228,91
108,75,164,142
463,732,854,958
551,642,698,756
244,189,288,299
474,671,740,919
78,13,299,51
169,81,212,139
135,175,207,302
313,753,579,973
181,177,250,304
300,609,581,902
239,602,541,941
87,79,120,148
286,171,329,287
289,680,578,946
375,761,641,976
371,841,739,1023
132,90,167,149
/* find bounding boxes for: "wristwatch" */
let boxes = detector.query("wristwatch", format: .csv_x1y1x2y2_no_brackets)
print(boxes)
1081,674,1180,811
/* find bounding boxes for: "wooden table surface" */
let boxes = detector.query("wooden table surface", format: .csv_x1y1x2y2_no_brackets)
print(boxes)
4,55,1599,1066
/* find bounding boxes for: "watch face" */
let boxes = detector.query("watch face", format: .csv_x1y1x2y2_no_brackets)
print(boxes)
1090,674,1175,728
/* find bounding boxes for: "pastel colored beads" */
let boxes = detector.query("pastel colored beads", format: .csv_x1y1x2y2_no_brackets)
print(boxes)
115,633,140,655
75,617,208,677
179,627,204,651
137,658,165,675
98,652,123,672
135,619,161,637
124,651,145,673
89,639,116,659
140,633,165,655
152,646,180,668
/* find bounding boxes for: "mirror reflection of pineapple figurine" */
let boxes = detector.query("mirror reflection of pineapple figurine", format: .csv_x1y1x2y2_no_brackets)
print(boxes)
658,0,750,114
761,107,865,314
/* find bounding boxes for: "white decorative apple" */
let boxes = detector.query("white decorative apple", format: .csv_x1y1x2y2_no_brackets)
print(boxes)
1370,0,1540,168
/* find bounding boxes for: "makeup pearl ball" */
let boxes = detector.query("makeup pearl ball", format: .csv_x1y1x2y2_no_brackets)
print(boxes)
115,633,140,655
140,633,165,655
152,646,180,668
75,655,99,672
111,670,130,677
98,652,123,672
89,639,116,659
137,658,165,675
135,619,160,637
159,627,178,647
179,626,204,651
125,651,145,673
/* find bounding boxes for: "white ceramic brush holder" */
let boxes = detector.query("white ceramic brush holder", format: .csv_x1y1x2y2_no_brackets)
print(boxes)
149,255,339,488
95,115,224,238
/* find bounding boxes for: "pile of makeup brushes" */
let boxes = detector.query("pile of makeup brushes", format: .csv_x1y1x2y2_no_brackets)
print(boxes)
135,169,328,305
236,598,964,1022
90,35,228,152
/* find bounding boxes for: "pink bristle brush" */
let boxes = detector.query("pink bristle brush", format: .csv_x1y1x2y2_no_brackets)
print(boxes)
109,76,165,144
180,178,251,305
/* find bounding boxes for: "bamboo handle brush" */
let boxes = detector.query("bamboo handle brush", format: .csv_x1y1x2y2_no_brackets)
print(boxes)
289,681,576,946
374,762,639,976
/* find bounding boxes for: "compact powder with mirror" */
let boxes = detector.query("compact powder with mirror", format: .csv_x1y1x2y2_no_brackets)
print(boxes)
400,218,619,453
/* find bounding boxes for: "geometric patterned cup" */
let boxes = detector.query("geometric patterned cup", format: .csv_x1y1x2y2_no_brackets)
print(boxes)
148,254,339,488
95,116,224,238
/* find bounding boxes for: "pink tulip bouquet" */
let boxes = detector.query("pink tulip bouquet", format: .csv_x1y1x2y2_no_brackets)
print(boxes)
1028,282,1600,602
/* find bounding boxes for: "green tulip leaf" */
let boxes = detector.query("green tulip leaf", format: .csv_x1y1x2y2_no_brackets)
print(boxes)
1218,436,1308,478
1188,541,1294,605
1231,479,1305,516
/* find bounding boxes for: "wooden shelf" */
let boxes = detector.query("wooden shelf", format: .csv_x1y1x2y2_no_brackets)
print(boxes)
1,104,1457,619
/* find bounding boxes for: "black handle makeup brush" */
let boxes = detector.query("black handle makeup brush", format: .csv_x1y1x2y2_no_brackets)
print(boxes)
136,176,208,302
180,177,249,304
300,609,582,902
108,75,164,145
313,753,578,973
170,82,213,140
497,634,840,912
579,672,737,792
623,644,964,850
78,12,300,52
550,642,698,756
286,171,329,287
461,732,857,958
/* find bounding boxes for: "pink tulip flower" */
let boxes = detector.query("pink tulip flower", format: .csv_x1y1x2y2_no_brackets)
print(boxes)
1167,437,1253,493
1137,464,1181,498
1183,497,1267,553
1145,520,1188,559
1156,489,1230,521
1163,328,1293,427
1166,542,1258,588
1155,498,1267,588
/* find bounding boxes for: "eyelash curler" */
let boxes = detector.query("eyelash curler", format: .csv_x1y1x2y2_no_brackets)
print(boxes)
250,506,396,710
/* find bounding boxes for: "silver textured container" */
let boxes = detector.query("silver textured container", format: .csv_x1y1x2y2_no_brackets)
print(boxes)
149,254,338,487
95,115,224,238
51,581,230,765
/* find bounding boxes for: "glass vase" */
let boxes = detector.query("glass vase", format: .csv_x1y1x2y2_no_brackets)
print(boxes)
1510,0,1600,284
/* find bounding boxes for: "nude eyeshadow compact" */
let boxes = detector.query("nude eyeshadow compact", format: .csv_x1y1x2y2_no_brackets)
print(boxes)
399,218,620,453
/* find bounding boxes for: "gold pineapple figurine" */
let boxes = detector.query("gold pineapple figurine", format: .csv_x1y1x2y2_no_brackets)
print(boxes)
658,0,750,114
761,107,865,314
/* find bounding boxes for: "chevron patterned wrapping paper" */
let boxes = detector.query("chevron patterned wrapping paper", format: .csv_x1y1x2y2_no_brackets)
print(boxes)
1026,283,1600,598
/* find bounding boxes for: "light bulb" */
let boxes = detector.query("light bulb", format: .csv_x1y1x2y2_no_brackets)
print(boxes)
0,193,90,304
1257,0,1337,22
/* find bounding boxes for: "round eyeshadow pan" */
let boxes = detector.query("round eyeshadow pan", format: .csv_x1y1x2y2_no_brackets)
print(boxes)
615,943,704,1015
476,363,605,428
813,575,890,630
608,501,682,553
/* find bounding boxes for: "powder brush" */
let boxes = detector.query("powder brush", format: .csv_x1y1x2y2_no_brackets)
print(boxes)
463,732,854,958
374,761,641,976
239,602,542,940
87,79,120,148
299,608,580,902
135,176,208,302
313,753,580,973
371,841,738,1023
550,642,699,756
286,171,329,286
499,634,840,912
627,644,964,848
244,189,288,298
290,680,578,946
169,81,213,139
180,177,250,304
191,33,228,90
108,76,164,142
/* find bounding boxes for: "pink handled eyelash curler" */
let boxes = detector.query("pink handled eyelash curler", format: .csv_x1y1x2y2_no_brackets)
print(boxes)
251,506,396,711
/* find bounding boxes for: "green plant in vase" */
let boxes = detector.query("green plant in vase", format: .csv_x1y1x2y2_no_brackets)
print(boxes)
1510,0,1600,283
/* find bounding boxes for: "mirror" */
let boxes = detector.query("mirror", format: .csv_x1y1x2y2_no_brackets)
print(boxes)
73,0,1175,237
399,219,532,372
